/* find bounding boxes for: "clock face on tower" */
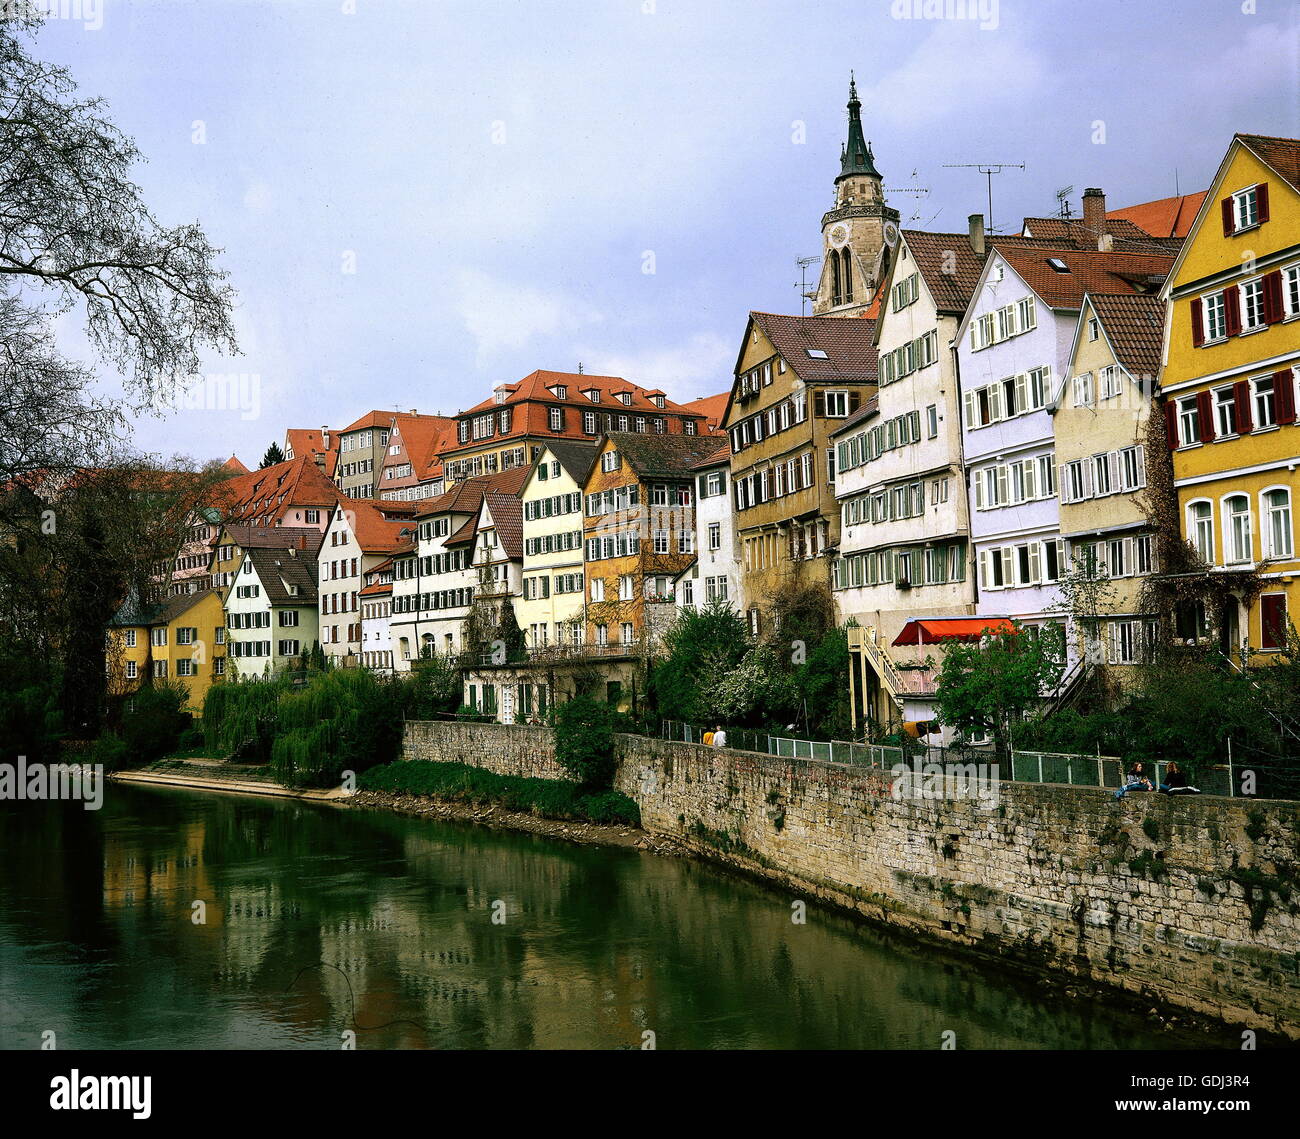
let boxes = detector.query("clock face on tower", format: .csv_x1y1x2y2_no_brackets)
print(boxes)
828,223,850,248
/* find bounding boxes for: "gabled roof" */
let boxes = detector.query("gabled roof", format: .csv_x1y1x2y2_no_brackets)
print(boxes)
1019,214,1183,254
539,439,599,485
222,455,250,475
244,547,319,606
284,428,338,478
108,588,219,629
1237,132,1300,194
829,393,880,438
337,499,418,554
742,312,879,383
681,392,731,432
210,454,344,524
898,230,988,316
482,491,523,560
604,431,725,478
460,370,699,418
994,246,1175,311
1107,191,1208,239
690,436,732,470
217,524,325,556
386,414,457,477
1085,293,1166,384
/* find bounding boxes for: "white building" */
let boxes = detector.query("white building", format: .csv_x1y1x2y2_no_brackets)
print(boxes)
224,546,319,676
678,437,740,611
318,499,417,665
360,559,395,673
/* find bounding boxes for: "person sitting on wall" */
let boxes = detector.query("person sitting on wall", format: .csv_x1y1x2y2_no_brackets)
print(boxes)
1113,761,1154,800
1159,761,1201,795
702,728,715,747
712,726,727,748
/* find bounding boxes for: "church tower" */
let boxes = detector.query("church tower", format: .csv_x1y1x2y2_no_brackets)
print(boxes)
813,75,898,317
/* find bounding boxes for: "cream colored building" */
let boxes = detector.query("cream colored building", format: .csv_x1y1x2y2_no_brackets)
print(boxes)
517,441,596,650
1055,292,1165,678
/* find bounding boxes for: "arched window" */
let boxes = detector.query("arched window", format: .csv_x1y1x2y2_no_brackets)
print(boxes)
1223,494,1253,564
1262,487,1293,559
399,636,411,661
831,252,842,306
1188,500,1214,563
842,249,853,303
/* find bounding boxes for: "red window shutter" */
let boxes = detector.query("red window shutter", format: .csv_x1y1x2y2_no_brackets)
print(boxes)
1234,380,1253,433
1163,402,1179,449
1221,196,1236,236
1276,370,1297,425
1223,287,1242,337
1263,270,1284,324
1195,390,1215,440
1256,182,1270,224
1190,298,1205,346
1260,593,1286,651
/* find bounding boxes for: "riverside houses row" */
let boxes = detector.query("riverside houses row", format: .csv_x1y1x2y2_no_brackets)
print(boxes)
114,102,1298,739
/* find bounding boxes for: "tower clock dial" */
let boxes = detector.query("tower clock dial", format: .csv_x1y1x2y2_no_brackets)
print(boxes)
829,223,850,248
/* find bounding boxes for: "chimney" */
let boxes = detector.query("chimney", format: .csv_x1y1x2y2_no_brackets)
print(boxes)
298,533,306,550
1082,188,1106,246
321,426,330,449
409,408,417,415
968,213,986,258
313,453,325,471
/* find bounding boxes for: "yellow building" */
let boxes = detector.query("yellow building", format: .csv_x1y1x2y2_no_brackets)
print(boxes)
107,589,228,713
1160,133,1300,659
1056,292,1165,679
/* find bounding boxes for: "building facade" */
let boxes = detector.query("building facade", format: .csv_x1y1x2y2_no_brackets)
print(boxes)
107,590,228,713
225,547,319,676
678,439,740,611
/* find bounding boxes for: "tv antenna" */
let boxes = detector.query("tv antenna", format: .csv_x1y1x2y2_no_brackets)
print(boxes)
1055,185,1074,219
795,255,820,316
885,168,931,224
943,161,1026,234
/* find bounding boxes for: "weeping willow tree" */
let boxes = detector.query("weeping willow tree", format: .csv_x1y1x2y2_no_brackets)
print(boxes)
202,676,288,762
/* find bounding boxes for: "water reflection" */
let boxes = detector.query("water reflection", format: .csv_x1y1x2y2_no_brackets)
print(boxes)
0,785,1231,1050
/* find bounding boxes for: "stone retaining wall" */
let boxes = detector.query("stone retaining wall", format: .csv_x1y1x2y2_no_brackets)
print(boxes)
402,719,1300,1038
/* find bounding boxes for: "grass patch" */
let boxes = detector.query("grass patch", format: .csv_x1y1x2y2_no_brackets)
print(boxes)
358,760,640,826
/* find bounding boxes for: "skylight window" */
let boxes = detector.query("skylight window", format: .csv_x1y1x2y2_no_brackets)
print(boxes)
1047,258,1070,273
806,348,829,359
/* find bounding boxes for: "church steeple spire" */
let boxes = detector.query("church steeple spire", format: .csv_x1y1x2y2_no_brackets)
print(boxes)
839,72,880,180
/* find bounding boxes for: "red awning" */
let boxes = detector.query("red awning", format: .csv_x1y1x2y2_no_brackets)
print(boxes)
891,618,1016,646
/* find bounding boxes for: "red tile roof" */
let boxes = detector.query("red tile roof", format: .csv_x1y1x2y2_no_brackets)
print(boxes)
744,312,879,384
461,370,701,418
998,246,1175,311
381,414,457,487
1237,133,1300,194
483,491,523,560
284,428,339,478
1020,214,1182,254
1086,293,1166,383
682,392,731,433
210,454,344,525
222,455,250,474
340,499,418,554
1106,192,1208,239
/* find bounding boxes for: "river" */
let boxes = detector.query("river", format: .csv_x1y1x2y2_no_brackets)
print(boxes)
0,784,1232,1049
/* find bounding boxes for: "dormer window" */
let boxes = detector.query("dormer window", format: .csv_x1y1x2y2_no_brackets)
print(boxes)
493,388,508,404
552,385,567,399
585,388,600,402
619,392,632,406
653,395,665,408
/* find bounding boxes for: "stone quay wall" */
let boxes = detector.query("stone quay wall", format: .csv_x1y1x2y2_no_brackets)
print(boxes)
402,719,1300,1038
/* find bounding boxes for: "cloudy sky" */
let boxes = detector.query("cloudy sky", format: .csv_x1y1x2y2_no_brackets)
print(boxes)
30,0,1299,467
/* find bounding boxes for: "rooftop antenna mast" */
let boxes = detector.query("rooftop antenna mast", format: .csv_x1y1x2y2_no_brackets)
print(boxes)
943,161,1026,234
1055,185,1074,219
885,168,931,224
795,255,820,316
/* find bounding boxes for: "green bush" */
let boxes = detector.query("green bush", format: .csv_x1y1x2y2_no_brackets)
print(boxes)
553,695,616,789
89,732,130,771
120,680,191,765
358,760,640,826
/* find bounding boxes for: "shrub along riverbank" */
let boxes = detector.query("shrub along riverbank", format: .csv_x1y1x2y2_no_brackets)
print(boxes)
358,760,640,826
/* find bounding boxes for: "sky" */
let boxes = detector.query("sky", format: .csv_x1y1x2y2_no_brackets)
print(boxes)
27,0,1300,467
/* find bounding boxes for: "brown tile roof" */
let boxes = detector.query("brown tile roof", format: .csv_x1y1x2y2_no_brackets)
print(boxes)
1237,133,1300,194
829,393,880,438
108,588,219,629
444,515,478,547
1019,214,1183,254
900,230,988,316
1087,293,1166,382
998,246,1175,311
607,431,727,478
222,455,250,474
218,525,325,556
383,414,457,485
460,370,700,418
245,547,319,606
745,312,879,384
690,436,732,470
484,491,523,560
284,428,339,478
542,439,599,485
1107,191,1208,239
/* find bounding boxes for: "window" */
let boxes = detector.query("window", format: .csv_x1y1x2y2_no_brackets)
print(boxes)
1203,292,1227,341
824,391,850,418
590,578,605,603
1231,185,1260,232
124,629,137,647
125,660,137,679
1087,317,1099,341
548,407,563,431
1215,386,1242,436
620,622,634,644
1263,488,1293,560
1224,494,1253,564
708,522,721,551
1253,374,1277,428
1285,264,1300,319
1241,279,1265,331
619,575,634,601
1073,373,1095,407
596,623,608,646
153,661,168,678
1178,396,1202,446
1099,366,1122,400
601,450,619,472
151,628,167,647
1119,446,1145,492
926,405,938,438
653,530,669,554
1189,500,1214,563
